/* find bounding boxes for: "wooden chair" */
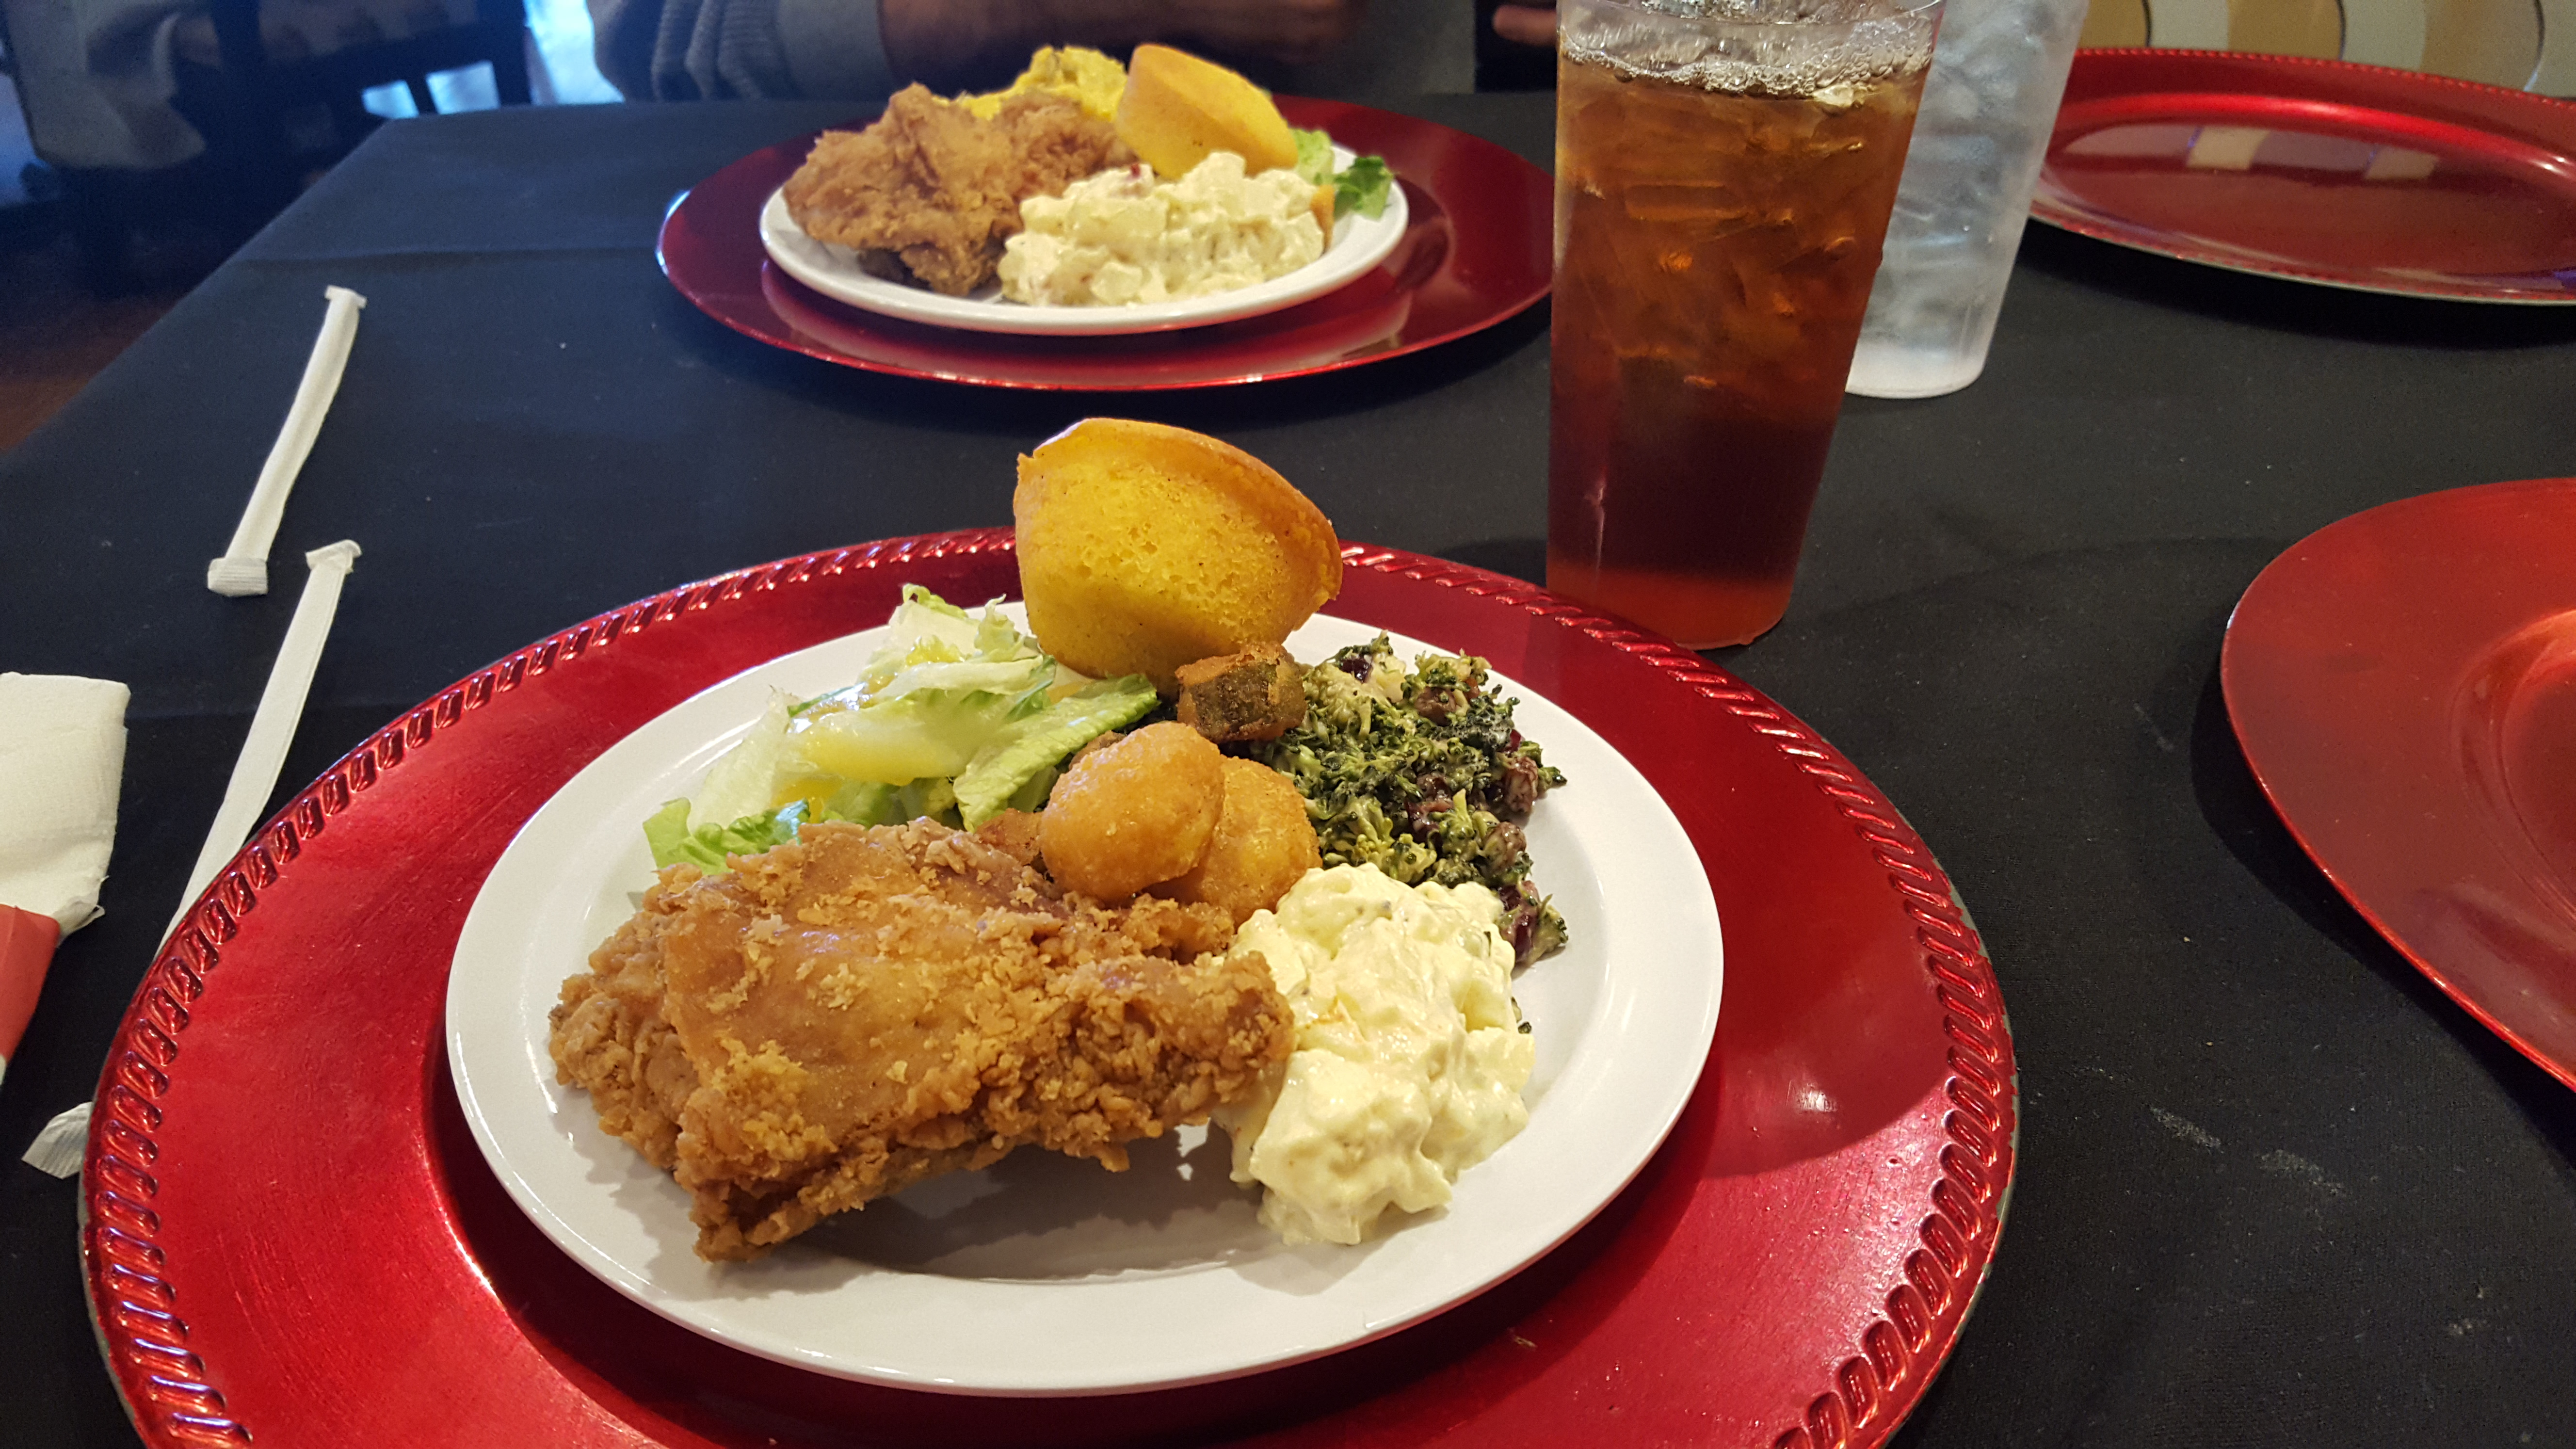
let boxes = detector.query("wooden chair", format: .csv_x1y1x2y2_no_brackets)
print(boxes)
2077,0,2576,93
175,0,534,218
25,0,535,289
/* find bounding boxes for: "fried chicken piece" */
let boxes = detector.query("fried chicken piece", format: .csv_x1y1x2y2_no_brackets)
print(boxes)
545,868,706,1169
971,807,1045,867
781,85,1131,296
548,818,1289,1262
1175,644,1309,742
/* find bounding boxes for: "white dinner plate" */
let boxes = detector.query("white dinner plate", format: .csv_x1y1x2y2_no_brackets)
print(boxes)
757,146,1411,336
445,609,1723,1396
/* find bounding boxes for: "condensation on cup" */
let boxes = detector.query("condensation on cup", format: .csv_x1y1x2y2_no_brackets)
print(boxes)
1547,0,1943,649
1845,0,2089,398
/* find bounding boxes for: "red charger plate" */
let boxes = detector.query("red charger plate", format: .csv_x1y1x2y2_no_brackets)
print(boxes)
2223,477,2576,1090
658,100,1554,388
81,538,2014,1449
2033,49,2576,302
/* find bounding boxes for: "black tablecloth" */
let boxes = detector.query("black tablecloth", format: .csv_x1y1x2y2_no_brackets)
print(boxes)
3,95,2573,1448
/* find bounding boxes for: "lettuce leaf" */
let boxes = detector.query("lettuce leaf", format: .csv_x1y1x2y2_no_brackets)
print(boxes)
782,588,1058,786
646,798,811,871
688,692,792,832
1334,156,1394,220
1288,127,1395,221
882,584,984,658
789,689,1031,784
950,674,1159,827
1291,127,1335,186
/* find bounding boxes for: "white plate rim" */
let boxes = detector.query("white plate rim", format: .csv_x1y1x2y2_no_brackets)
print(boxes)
444,610,1722,1396
758,145,1410,336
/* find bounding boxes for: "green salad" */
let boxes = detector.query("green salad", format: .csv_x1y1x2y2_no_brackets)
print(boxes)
1256,636,1567,964
644,587,1156,872
1289,128,1396,221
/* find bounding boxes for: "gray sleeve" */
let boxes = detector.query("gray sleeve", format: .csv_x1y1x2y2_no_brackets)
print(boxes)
27,0,207,167
590,0,888,101
774,0,896,102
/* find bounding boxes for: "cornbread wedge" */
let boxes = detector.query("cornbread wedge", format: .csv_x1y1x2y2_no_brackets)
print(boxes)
1115,44,1301,179
1014,419,1341,691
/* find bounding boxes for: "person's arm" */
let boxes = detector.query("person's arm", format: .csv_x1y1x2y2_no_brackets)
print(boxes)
1490,2,1554,47
878,0,1366,92
592,0,831,99
597,0,1369,104
777,0,897,97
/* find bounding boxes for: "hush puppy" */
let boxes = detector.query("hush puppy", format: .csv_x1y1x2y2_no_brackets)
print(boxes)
1040,723,1226,899
1159,757,1321,924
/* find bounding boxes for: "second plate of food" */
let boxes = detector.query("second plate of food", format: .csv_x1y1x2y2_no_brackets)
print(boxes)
446,608,1722,1396
759,147,1411,336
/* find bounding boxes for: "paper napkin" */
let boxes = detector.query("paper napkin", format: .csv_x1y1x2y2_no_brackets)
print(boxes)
0,674,130,1094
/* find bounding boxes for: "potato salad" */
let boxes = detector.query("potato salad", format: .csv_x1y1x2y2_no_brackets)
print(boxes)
1216,864,1534,1246
997,152,1327,306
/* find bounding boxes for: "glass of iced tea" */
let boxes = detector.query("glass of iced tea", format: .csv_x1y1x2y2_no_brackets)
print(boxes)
1547,0,1942,648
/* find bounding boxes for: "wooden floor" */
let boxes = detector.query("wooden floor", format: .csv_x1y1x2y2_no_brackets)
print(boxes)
0,233,193,454
0,0,614,457
0,59,190,456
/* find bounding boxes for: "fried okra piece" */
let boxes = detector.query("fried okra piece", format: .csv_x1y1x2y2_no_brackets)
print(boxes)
1175,645,1308,743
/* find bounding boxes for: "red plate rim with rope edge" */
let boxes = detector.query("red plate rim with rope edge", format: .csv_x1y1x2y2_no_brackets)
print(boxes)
81,533,2015,1449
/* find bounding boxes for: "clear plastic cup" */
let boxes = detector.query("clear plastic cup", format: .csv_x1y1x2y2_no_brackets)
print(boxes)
1844,0,2089,398
1546,0,1943,648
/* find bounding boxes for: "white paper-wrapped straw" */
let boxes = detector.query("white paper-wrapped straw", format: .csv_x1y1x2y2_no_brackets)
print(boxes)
207,287,366,597
170,540,362,940
25,542,361,1178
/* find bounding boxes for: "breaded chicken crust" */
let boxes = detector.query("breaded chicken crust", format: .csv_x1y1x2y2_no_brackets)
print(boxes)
548,818,1289,1261
781,85,1131,296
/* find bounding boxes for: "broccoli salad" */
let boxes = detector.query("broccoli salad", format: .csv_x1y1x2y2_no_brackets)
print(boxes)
1256,636,1567,964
